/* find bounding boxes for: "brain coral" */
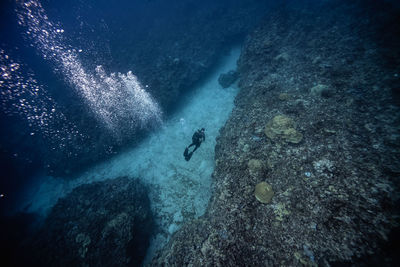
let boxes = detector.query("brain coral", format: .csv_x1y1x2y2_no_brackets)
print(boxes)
264,115,303,144
255,182,274,204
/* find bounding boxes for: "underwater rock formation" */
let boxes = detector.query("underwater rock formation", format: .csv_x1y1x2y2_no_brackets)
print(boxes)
23,177,153,267
111,0,270,111
152,0,400,266
218,70,239,88
310,84,333,98
247,158,264,177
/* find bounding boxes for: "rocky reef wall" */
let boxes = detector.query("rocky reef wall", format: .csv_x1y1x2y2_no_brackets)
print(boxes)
151,1,400,265
13,177,154,266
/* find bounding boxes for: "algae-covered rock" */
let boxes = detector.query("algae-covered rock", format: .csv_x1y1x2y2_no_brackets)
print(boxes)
255,182,274,204
26,177,154,267
273,203,291,221
75,233,91,258
274,52,290,61
284,127,303,144
278,93,290,101
310,84,332,97
264,115,303,144
248,159,264,177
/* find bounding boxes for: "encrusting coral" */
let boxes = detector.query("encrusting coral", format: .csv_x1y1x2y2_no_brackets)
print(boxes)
264,115,303,144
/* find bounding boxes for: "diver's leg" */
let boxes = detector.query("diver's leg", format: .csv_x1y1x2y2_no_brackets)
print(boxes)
192,144,200,152
187,151,193,161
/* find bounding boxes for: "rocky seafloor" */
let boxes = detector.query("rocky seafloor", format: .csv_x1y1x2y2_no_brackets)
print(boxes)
13,177,154,266
152,1,400,266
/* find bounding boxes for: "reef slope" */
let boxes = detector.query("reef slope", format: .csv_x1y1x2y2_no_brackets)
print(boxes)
152,1,400,265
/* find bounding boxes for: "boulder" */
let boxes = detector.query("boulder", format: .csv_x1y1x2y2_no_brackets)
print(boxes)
218,70,239,88
25,177,154,267
310,84,333,98
274,52,290,61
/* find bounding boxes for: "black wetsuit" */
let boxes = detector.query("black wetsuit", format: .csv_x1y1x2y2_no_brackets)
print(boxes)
184,129,205,161
188,130,205,152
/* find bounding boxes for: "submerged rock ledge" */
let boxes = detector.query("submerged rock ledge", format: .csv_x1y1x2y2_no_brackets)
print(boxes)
152,1,400,266
22,177,154,267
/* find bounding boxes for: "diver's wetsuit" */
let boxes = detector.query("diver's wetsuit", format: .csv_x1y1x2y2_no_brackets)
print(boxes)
188,130,205,152
184,129,205,161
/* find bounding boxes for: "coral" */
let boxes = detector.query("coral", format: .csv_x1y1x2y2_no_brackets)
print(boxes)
254,182,274,204
264,115,303,144
247,159,264,177
273,203,290,221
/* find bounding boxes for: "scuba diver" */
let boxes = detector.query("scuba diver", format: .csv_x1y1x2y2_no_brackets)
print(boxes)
184,128,205,161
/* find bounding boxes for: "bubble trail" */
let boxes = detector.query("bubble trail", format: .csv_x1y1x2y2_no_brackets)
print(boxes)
0,48,79,143
15,0,162,132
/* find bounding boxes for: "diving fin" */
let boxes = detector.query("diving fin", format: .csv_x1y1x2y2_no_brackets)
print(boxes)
184,147,193,161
